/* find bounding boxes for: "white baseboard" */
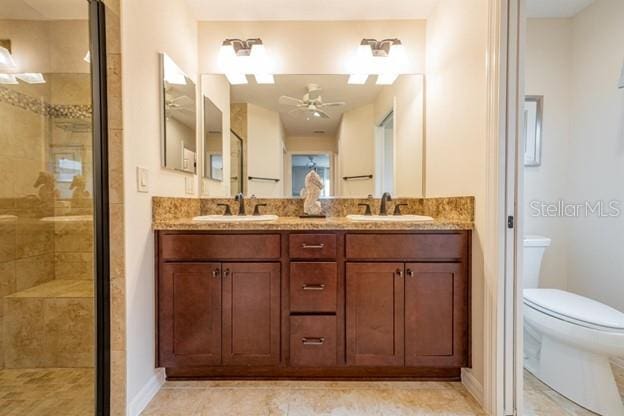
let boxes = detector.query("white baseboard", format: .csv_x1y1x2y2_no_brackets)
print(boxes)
128,368,165,416
461,368,485,407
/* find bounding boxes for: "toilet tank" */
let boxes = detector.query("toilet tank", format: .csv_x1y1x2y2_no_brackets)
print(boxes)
523,235,551,289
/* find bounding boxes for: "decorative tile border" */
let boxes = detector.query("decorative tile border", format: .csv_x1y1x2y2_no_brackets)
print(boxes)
0,86,92,119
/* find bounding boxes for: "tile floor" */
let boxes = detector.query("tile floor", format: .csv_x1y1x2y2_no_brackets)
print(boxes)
141,380,485,416
523,370,598,416
0,368,94,416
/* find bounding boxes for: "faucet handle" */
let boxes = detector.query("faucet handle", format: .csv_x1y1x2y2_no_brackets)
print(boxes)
216,203,232,216
393,204,408,216
358,203,373,216
252,203,267,216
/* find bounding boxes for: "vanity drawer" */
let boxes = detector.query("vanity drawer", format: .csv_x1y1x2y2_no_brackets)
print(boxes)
290,262,337,313
159,234,281,261
290,316,337,367
346,233,466,260
289,234,337,259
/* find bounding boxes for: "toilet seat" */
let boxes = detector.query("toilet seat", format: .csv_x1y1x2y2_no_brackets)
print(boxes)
523,288,624,333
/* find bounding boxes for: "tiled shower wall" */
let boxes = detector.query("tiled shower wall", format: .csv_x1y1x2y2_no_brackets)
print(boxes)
0,73,94,369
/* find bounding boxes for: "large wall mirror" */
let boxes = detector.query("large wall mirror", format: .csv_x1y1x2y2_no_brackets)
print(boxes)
160,53,197,173
201,74,424,197
203,96,223,180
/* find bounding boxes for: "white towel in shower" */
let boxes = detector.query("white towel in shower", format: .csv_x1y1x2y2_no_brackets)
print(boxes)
620,60,624,88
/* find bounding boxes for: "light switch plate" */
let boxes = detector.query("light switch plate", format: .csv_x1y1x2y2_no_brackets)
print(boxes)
136,167,149,193
185,176,194,195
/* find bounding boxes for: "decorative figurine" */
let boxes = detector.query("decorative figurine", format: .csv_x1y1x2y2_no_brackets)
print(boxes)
300,169,324,216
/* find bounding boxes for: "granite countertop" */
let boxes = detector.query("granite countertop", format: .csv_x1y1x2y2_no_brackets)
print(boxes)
153,216,473,231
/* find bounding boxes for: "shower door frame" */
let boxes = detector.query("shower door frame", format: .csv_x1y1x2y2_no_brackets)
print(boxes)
89,0,111,415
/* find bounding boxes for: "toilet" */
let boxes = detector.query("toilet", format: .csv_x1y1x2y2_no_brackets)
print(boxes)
523,235,624,416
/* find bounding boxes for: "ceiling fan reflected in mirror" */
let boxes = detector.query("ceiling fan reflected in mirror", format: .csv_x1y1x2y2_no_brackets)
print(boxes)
279,84,345,120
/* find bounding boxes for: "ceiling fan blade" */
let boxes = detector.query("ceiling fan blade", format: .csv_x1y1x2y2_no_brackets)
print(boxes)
317,110,330,119
318,101,346,108
287,108,306,117
279,96,304,106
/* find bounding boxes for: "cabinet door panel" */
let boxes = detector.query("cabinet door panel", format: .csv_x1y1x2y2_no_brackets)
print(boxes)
222,262,281,366
159,263,222,367
405,262,467,367
346,263,404,366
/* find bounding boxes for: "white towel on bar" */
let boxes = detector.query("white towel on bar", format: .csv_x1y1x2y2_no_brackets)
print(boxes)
619,60,624,88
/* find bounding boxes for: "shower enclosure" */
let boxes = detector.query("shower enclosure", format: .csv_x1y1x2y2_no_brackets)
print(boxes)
0,1,108,414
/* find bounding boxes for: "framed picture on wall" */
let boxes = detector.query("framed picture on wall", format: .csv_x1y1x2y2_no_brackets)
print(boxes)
524,95,543,167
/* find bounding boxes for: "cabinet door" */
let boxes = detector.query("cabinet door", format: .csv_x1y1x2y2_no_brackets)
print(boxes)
346,263,404,366
158,263,222,367
405,262,467,367
222,262,281,366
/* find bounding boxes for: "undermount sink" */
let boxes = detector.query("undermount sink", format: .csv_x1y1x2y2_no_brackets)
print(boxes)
192,214,279,222
346,214,434,222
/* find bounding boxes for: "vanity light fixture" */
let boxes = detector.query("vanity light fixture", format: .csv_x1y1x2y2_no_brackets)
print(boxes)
218,38,274,85
0,46,17,72
0,73,18,85
16,73,46,84
348,38,407,85
163,54,187,85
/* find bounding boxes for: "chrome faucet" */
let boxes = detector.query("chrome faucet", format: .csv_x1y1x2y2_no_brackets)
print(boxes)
379,192,392,216
234,193,246,216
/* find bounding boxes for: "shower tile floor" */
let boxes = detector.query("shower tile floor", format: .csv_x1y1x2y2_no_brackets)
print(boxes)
0,368,93,416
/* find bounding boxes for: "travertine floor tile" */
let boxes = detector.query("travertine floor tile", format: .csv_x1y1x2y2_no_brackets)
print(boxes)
523,370,601,416
141,381,485,416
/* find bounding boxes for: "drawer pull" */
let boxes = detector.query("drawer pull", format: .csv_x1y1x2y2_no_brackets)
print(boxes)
301,243,325,249
302,284,325,291
302,337,325,345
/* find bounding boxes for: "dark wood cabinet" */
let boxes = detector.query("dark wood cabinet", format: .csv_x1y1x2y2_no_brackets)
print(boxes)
404,262,468,367
222,263,281,366
158,263,222,367
346,263,404,366
156,230,470,380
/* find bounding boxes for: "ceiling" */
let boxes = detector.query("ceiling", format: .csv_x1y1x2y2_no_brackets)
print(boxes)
0,0,87,20
186,0,439,21
525,0,596,18
231,74,418,136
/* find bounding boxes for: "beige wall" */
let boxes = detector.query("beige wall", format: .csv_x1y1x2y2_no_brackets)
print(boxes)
373,75,424,197
425,0,488,388
525,19,573,290
337,104,375,197
0,20,89,74
285,135,337,153
121,0,198,408
198,20,426,74
246,103,285,197
525,0,624,312
200,74,231,197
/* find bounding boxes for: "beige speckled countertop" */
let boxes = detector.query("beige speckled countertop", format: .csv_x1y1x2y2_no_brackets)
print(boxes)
153,216,473,231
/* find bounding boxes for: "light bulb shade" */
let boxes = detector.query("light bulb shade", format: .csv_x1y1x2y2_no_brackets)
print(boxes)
0,47,17,72
254,74,274,84
162,54,187,85
218,43,237,73
348,74,368,85
16,73,46,84
388,43,408,71
376,73,399,85
225,72,248,85
0,73,18,84
356,44,373,60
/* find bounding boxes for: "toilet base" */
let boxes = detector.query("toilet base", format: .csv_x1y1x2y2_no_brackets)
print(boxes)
535,336,624,416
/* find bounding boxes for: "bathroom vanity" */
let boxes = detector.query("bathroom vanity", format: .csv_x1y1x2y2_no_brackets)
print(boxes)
154,217,471,380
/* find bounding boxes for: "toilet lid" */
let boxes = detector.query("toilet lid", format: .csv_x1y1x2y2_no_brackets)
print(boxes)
524,288,624,331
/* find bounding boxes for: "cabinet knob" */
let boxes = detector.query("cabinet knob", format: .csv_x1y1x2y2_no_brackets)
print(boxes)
395,268,403,278
212,268,221,278
301,337,325,345
406,269,414,278
224,268,231,277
